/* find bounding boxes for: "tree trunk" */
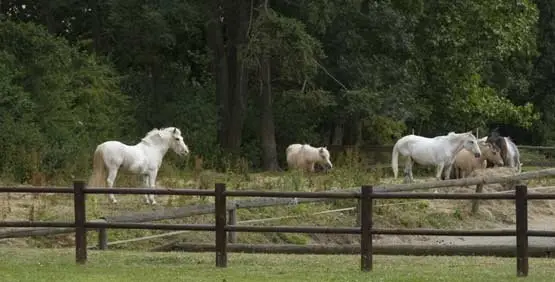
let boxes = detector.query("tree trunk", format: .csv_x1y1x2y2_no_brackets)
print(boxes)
206,0,230,151
41,1,56,34
330,122,344,145
212,0,250,156
0,0,5,21
259,56,280,171
342,116,361,145
90,0,103,54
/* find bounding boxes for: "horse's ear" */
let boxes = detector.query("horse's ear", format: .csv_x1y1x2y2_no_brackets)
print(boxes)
173,128,177,134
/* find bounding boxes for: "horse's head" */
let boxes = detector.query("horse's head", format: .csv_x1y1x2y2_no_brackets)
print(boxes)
165,127,190,156
481,143,504,166
485,134,508,160
318,147,333,170
460,131,481,158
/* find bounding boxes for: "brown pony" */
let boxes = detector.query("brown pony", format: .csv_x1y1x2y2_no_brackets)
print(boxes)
449,142,504,179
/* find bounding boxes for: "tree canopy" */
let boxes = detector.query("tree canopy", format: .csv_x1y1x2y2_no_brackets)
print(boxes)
0,0,553,177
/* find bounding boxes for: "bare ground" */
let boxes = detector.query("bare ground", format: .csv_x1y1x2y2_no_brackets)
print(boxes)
308,180,555,248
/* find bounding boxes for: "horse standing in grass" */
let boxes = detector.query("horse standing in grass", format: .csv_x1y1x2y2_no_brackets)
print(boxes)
89,127,190,205
391,131,482,183
286,144,333,172
485,131,522,173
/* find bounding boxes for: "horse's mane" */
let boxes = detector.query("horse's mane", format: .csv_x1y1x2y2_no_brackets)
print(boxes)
143,128,161,140
140,127,170,144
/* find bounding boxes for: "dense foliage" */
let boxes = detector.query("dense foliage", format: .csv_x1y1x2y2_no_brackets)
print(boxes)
0,0,553,179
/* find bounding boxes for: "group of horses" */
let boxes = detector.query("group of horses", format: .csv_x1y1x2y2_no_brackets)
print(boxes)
88,126,520,205
391,130,521,184
285,131,522,184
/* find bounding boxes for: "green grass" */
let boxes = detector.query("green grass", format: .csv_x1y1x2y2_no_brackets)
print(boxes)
0,248,554,281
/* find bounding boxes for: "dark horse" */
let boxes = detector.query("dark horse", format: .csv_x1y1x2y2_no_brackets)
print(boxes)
485,130,521,172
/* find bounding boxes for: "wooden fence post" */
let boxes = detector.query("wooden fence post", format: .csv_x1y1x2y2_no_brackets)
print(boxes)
228,207,237,243
360,185,373,272
98,226,108,250
73,180,87,264
215,183,228,267
515,184,529,277
471,184,484,214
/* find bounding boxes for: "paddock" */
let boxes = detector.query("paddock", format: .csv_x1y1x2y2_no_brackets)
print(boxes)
2,168,555,277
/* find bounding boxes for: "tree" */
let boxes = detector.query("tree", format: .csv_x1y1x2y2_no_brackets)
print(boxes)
242,1,325,170
0,20,131,181
206,0,252,159
530,0,555,143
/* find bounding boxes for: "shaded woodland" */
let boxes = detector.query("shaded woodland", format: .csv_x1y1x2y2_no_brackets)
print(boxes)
0,0,554,180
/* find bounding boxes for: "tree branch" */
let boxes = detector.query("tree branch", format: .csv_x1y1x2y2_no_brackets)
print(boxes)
316,61,349,91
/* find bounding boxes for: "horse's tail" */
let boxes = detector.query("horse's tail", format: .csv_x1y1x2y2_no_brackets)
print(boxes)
391,142,400,179
88,147,107,188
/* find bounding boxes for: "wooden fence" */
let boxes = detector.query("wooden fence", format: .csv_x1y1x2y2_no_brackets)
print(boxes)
2,180,555,277
2,168,554,248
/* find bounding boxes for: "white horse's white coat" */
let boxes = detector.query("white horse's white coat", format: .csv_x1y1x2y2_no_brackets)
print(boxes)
391,131,482,182
503,137,522,173
286,144,333,172
89,127,190,205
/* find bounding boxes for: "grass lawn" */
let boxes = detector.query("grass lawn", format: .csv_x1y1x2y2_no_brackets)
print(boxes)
0,248,554,282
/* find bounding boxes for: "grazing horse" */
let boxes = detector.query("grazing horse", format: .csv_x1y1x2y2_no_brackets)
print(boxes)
286,144,333,172
450,141,504,179
485,131,521,173
391,131,482,183
89,127,190,205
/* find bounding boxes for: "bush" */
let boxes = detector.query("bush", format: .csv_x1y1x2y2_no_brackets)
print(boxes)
0,21,132,182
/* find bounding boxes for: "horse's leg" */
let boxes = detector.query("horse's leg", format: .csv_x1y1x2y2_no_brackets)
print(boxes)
435,162,445,180
403,158,414,183
142,174,151,205
106,168,119,204
443,163,453,180
461,170,468,188
147,170,159,205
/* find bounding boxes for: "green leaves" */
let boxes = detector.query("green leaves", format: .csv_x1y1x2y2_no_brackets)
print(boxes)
412,0,539,134
244,8,324,83
0,20,131,180
457,73,540,129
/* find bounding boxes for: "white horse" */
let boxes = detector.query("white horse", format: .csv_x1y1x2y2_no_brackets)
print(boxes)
391,131,482,183
89,127,190,205
286,144,333,172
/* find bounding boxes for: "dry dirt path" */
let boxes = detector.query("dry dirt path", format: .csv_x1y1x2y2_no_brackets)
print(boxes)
373,215,555,248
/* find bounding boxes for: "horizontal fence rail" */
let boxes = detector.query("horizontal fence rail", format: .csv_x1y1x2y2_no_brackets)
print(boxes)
3,178,555,277
157,243,555,258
